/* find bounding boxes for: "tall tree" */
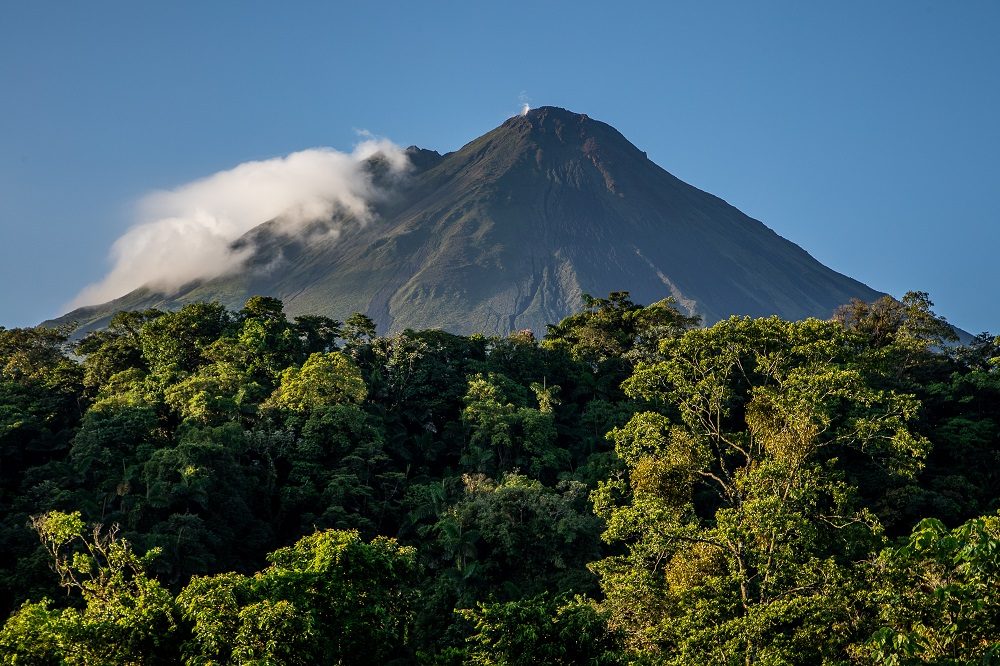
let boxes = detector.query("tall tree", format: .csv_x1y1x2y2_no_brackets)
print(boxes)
592,317,929,662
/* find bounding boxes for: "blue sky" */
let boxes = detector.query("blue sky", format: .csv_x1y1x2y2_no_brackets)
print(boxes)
2,1,998,332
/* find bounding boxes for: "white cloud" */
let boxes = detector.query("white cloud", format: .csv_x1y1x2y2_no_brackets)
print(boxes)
71,138,409,308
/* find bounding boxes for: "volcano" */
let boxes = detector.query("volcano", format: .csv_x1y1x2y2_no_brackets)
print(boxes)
56,106,882,335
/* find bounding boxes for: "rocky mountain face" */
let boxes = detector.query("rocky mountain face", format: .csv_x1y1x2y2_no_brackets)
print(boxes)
55,106,882,335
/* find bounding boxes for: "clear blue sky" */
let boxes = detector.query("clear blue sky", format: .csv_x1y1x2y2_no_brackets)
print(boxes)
2,1,998,332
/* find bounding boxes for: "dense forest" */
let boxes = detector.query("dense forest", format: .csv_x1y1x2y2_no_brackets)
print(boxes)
1,291,999,664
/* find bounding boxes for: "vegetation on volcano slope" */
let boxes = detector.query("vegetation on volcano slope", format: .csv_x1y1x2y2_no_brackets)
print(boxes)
2,291,1000,664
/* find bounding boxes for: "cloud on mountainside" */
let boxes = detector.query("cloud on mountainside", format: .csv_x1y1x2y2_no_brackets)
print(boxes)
71,138,410,309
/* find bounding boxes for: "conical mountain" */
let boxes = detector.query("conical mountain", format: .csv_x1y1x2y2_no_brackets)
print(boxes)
56,107,882,335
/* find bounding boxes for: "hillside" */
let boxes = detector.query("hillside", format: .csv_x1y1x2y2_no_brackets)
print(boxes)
54,107,882,335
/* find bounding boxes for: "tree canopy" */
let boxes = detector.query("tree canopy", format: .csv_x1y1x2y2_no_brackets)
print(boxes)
2,291,998,664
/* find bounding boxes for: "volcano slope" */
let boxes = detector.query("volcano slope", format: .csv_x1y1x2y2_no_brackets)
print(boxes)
56,106,882,336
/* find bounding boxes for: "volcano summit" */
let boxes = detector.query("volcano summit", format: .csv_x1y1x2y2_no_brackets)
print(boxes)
58,107,882,334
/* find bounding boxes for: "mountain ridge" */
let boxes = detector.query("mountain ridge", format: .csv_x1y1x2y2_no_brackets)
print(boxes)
51,106,884,336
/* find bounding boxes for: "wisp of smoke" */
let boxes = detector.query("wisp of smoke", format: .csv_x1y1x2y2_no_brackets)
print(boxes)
520,103,530,116
71,138,409,308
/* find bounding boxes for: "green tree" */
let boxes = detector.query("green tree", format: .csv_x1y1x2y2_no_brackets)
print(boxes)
860,513,1000,664
460,373,564,479
68,403,161,522
142,422,272,580
0,511,181,665
232,296,301,384
591,316,929,663
76,309,163,392
460,594,624,665
278,403,391,536
542,292,698,368
139,302,232,382
265,352,367,411
0,327,85,616
163,361,249,424
178,529,417,666
291,314,342,355
425,474,602,606
833,291,958,386
415,473,604,661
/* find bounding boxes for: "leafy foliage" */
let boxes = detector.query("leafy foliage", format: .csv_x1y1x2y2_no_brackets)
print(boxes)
0,511,181,665
1,291,998,664
178,529,416,665
861,514,1000,663
460,594,624,665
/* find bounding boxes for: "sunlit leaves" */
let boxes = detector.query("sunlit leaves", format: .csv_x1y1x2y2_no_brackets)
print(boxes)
0,511,181,665
592,316,928,661
179,529,416,666
862,514,1000,663
266,351,367,411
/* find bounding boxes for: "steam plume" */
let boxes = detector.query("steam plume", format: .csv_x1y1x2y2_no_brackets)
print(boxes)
518,91,531,117
72,138,409,308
